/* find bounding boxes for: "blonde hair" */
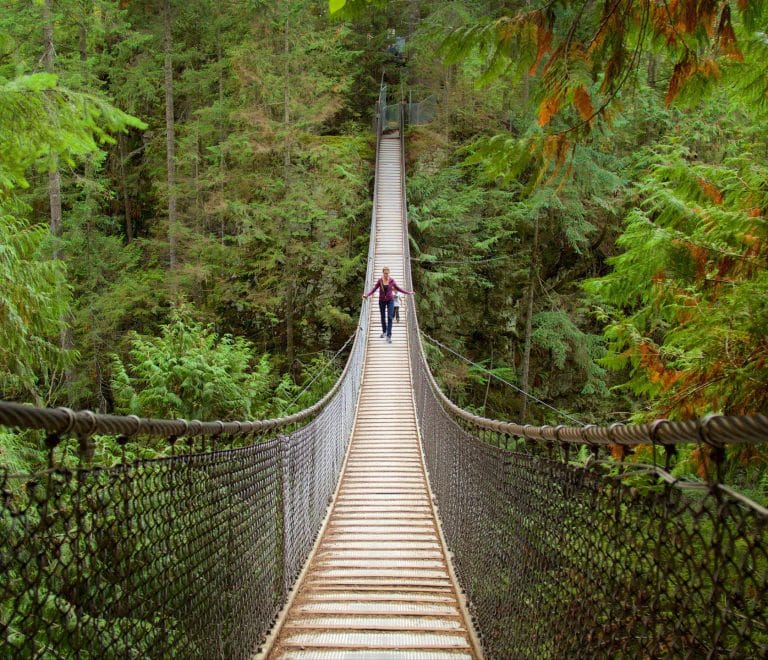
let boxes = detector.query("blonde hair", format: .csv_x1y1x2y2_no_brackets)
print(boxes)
382,266,390,273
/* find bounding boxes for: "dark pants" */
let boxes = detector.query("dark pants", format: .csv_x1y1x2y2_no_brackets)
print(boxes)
393,306,400,322
379,300,395,337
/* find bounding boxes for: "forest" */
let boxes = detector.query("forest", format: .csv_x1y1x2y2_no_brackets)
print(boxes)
1,0,767,488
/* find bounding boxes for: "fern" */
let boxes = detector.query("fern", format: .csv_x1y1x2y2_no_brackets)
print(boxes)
0,209,72,402
111,307,273,420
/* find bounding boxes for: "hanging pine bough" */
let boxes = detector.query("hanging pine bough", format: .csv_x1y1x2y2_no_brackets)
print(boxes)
584,145,768,418
435,1,767,176
0,74,145,190
439,0,760,126
0,74,145,401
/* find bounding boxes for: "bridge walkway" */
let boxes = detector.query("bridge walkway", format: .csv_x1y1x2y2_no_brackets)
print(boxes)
262,134,480,659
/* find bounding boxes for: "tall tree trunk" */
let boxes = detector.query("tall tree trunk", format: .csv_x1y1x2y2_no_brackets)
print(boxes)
193,121,200,229
42,0,74,403
285,281,295,374
521,72,530,108
482,343,493,416
520,215,540,422
163,0,177,274
647,53,658,89
43,0,62,252
217,33,226,242
407,0,418,37
283,14,296,372
283,15,290,181
118,133,133,242
78,14,87,63
80,11,103,407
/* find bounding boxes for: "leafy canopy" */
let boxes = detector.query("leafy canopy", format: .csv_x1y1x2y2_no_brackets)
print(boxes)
0,210,71,402
0,72,144,401
434,1,768,179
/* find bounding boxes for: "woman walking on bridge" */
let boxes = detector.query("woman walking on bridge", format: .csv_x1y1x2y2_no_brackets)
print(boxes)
363,266,413,343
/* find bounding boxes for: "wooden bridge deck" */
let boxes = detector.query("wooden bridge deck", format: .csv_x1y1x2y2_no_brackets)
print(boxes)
262,135,480,659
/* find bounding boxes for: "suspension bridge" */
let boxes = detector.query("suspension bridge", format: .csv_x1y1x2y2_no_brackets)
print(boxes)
1,96,767,659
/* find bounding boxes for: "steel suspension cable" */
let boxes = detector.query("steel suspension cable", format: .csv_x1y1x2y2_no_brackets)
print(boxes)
421,330,586,426
279,330,358,414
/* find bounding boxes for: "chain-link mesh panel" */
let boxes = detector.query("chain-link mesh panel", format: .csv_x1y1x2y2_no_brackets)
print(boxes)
412,406,768,657
0,92,378,658
383,104,400,131
377,83,401,133
406,96,436,125
395,124,768,657
0,440,283,657
1,326,367,658
409,275,767,657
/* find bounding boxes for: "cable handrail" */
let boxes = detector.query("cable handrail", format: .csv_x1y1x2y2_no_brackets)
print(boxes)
396,94,768,450
0,103,388,453
1,83,767,660
0,328,360,444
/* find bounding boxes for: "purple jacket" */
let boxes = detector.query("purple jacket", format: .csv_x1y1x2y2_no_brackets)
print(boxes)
365,277,411,302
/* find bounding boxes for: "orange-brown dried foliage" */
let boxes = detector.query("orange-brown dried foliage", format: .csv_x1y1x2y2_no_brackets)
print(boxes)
717,5,743,60
666,57,696,104
538,93,563,127
573,86,594,121
530,12,553,75
697,177,723,204
689,445,711,479
698,57,721,79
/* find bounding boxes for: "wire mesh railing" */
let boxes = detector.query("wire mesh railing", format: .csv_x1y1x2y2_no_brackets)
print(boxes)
379,83,435,131
3,86,768,659
406,95,436,126
398,125,768,657
0,340,366,658
0,101,385,660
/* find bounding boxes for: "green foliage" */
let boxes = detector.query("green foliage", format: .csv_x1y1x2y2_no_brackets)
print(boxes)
0,0,761,435
272,353,342,415
0,0,377,418
328,0,384,17
406,128,615,423
0,210,71,402
112,309,272,420
531,311,607,396
0,73,145,191
585,141,768,417
0,66,143,404
0,430,38,475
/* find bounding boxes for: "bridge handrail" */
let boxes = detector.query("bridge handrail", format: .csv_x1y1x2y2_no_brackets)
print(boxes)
0,330,356,443
410,381,768,447
400,105,768,659
398,106,768,449
0,96,387,454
